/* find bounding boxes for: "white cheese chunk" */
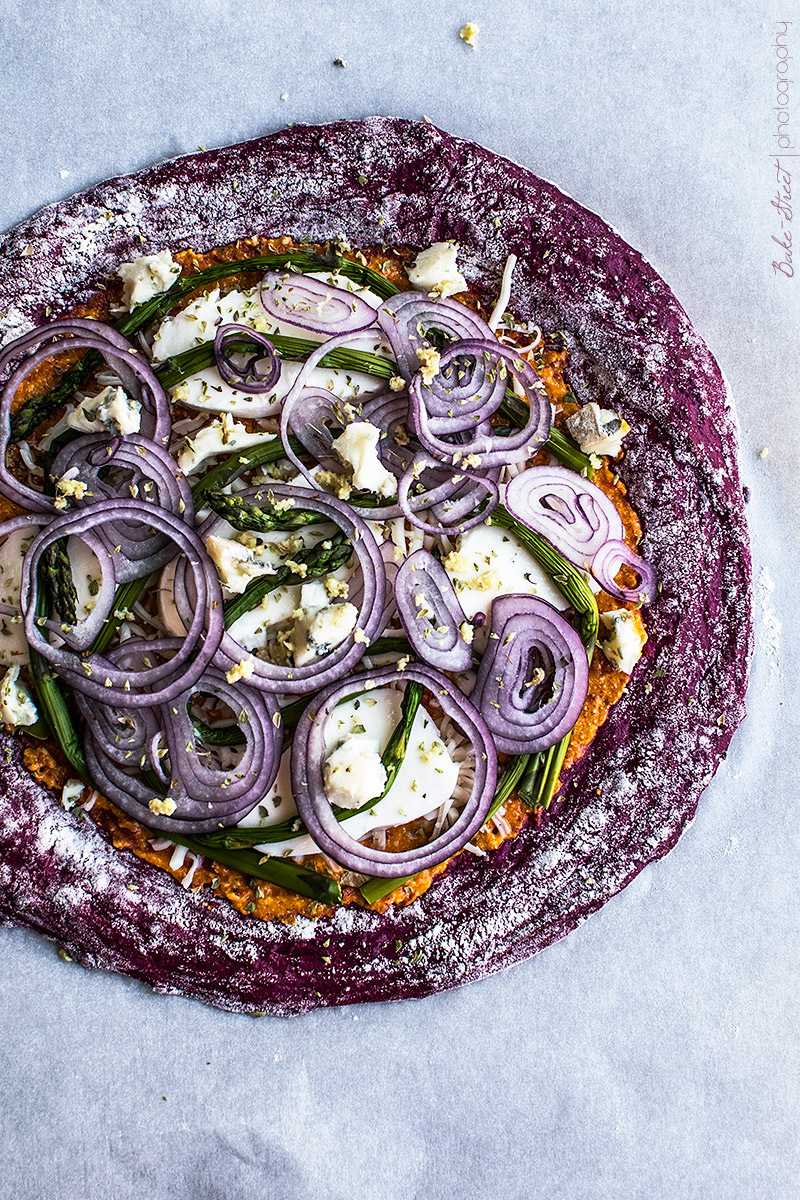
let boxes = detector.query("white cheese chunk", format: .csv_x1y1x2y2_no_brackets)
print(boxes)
66,386,142,436
323,734,387,809
292,601,358,666
599,609,646,673
61,778,85,809
206,535,276,595
0,665,38,727
406,242,467,298
177,413,276,474
565,402,630,457
117,250,180,311
331,421,397,497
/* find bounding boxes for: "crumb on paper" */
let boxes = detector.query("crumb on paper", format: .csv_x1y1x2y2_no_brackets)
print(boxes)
459,22,479,47
333,58,348,68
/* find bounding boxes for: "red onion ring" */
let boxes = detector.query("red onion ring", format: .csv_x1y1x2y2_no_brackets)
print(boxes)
471,594,590,755
48,433,194,582
590,538,656,603
506,464,623,563
397,453,499,535
290,662,498,876
506,465,656,599
0,318,171,512
77,648,282,833
20,501,224,707
393,548,472,672
408,340,551,468
213,323,281,393
259,269,378,335
376,290,495,382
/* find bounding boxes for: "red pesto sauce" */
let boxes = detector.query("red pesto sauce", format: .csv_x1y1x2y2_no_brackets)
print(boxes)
11,237,646,923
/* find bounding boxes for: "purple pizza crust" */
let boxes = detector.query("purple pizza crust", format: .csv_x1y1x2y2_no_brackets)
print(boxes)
0,117,752,1015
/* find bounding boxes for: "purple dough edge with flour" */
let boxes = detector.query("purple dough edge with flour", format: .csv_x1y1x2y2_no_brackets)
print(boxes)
0,117,752,1016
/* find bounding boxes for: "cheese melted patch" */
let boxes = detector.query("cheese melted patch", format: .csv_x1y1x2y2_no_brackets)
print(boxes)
442,522,569,622
237,688,460,859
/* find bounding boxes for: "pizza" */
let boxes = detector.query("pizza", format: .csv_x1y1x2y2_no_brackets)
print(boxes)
0,118,752,1015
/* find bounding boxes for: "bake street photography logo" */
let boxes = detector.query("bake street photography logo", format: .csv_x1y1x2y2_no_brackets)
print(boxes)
771,21,794,278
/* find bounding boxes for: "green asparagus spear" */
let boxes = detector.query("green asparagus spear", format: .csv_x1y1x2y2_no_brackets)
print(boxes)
154,829,342,906
222,531,352,627
42,539,78,625
489,504,599,653
27,572,90,783
155,332,395,391
204,489,328,534
191,436,304,506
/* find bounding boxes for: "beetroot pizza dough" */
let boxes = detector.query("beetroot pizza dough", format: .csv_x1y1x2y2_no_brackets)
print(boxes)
0,117,752,1015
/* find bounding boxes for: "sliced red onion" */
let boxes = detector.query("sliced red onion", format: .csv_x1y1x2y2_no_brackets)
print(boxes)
409,340,551,468
505,465,657,599
506,464,624,563
49,434,194,581
590,538,657,603
397,453,499,535
0,319,171,511
173,482,386,694
393,548,472,672
259,270,377,335
376,290,495,382
20,501,223,707
290,662,498,877
73,688,162,768
79,646,282,833
213,323,281,393
472,594,589,755
280,386,350,489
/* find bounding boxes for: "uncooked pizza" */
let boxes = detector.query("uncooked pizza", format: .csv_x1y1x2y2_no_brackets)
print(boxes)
0,119,752,1015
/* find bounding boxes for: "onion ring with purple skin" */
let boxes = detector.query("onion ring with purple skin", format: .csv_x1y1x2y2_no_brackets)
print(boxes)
409,340,551,469
0,319,171,512
393,548,472,672
471,594,590,756
77,650,282,834
213,323,281,394
376,290,496,382
291,662,497,877
259,269,378,335
591,538,657,603
48,433,194,582
397,452,500,535
20,500,223,707
505,465,656,600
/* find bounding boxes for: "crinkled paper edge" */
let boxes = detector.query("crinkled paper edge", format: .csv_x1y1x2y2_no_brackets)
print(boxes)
0,117,753,1016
